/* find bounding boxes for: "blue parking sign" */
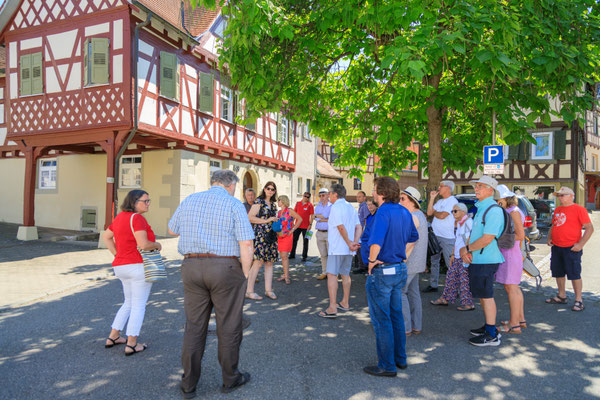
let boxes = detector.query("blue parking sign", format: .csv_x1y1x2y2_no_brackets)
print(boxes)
483,145,504,164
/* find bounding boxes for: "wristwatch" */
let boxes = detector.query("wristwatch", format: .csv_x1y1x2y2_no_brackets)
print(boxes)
466,245,471,253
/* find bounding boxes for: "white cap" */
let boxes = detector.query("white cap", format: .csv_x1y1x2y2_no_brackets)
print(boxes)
496,184,516,199
318,187,329,194
469,175,498,189
440,180,455,192
554,186,574,196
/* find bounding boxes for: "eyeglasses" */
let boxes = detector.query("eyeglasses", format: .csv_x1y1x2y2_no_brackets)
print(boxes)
557,194,569,197
304,195,310,198
137,199,151,205
265,187,275,191
452,210,460,213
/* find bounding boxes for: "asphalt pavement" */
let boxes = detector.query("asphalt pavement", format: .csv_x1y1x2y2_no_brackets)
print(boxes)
0,217,599,399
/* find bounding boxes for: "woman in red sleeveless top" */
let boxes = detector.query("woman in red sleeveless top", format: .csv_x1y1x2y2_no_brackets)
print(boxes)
102,189,162,356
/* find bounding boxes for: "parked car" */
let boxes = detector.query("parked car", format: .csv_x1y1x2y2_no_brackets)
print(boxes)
529,199,555,226
455,194,542,240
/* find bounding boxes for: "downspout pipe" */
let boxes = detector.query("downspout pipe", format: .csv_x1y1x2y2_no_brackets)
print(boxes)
113,11,152,217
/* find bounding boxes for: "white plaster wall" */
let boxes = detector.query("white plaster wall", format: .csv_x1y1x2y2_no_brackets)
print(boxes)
292,133,317,202
9,73,18,99
67,62,82,90
45,67,61,93
20,37,42,50
46,30,78,59
113,19,123,50
139,96,157,125
113,54,123,84
85,22,110,37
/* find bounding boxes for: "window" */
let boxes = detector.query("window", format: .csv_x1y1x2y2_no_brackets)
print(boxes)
531,131,553,160
38,159,56,189
160,51,179,100
120,156,142,188
221,84,233,122
595,116,599,136
83,38,109,85
198,72,214,113
306,178,312,194
281,116,289,145
210,160,221,176
20,52,43,95
353,178,362,190
297,177,302,194
298,123,311,141
330,146,339,162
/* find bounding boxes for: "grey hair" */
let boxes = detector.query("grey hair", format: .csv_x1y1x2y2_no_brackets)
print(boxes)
453,203,468,213
244,188,255,193
441,180,455,192
210,169,239,186
330,183,346,198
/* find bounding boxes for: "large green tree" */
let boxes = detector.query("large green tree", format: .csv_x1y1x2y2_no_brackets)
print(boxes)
197,0,600,185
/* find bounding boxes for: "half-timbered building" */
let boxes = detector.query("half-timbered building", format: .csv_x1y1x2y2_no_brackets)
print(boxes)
0,0,316,239
584,108,600,210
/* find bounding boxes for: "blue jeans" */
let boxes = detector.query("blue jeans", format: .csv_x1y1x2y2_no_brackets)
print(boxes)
366,262,408,371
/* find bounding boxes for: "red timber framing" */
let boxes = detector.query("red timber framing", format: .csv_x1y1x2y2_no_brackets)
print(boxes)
1,4,132,231
135,29,295,171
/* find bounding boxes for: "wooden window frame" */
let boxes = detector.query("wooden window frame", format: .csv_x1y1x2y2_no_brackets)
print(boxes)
83,37,110,86
38,159,57,190
20,52,43,96
159,51,180,101
531,131,554,161
120,156,142,189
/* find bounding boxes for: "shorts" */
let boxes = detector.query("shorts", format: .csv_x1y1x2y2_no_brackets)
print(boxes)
550,245,582,280
326,255,353,276
278,233,293,253
468,263,499,299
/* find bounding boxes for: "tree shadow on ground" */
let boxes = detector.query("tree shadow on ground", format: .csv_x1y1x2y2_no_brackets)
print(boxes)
0,261,598,400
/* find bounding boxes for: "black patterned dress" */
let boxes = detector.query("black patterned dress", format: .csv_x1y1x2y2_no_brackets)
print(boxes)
253,198,279,262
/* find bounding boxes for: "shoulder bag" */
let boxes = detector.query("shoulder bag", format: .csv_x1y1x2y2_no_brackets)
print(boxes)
130,213,167,282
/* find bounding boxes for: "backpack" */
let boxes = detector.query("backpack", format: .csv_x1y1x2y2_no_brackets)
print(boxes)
481,204,515,249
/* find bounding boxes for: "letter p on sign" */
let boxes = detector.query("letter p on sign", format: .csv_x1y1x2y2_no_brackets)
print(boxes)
483,145,504,164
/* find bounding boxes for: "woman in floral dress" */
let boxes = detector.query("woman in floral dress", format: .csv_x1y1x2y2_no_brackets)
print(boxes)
246,181,279,300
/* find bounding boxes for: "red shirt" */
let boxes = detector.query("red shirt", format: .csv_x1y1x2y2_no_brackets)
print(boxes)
108,212,156,266
551,204,591,247
294,201,314,229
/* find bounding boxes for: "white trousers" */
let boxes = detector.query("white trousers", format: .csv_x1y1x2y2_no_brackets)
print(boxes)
111,263,152,337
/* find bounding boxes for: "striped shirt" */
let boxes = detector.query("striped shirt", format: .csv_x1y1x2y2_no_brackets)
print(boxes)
168,185,255,256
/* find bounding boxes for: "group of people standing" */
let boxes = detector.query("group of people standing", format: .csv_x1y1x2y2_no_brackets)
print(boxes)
100,169,594,395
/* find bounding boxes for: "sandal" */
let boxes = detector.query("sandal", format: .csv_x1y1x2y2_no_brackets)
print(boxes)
545,294,567,304
285,278,291,285
405,331,412,337
337,303,352,312
501,320,527,329
430,299,449,306
572,301,585,312
105,336,126,348
125,343,147,356
318,310,337,319
412,329,422,335
498,324,521,334
457,305,475,311
245,292,263,300
276,276,286,282
265,291,277,300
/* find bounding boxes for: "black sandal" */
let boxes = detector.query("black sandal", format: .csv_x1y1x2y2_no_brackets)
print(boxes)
125,343,147,356
105,336,125,348
572,301,585,312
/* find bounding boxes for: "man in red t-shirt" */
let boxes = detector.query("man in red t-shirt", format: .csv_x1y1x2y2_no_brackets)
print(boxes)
545,187,594,311
290,192,315,262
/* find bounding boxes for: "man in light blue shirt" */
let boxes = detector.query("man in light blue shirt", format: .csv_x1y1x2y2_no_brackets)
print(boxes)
168,169,255,396
459,175,504,347
314,188,332,280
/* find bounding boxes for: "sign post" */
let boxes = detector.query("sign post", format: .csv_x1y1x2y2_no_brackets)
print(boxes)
483,145,504,175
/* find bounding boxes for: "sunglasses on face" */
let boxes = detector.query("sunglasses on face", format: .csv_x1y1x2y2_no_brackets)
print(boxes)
304,195,310,198
452,210,460,213
265,187,275,191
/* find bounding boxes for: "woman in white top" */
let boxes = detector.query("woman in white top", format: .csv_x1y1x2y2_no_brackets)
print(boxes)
430,203,475,311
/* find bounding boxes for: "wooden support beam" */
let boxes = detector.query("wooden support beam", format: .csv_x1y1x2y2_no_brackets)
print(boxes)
22,147,44,226
98,137,116,230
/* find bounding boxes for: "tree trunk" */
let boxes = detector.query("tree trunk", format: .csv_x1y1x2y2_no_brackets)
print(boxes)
426,73,443,192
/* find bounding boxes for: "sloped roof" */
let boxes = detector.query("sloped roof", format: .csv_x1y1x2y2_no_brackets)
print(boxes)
135,0,220,38
317,155,343,179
